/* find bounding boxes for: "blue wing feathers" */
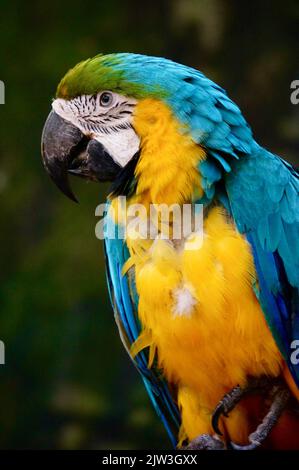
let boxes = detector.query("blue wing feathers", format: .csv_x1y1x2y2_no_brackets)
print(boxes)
226,149,299,386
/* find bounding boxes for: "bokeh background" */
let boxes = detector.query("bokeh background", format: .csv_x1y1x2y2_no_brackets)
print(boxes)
0,0,298,449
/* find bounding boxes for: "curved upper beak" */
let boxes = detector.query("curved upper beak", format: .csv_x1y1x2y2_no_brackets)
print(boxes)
41,110,122,202
41,110,84,202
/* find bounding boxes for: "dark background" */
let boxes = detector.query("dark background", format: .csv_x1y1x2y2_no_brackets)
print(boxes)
0,0,298,449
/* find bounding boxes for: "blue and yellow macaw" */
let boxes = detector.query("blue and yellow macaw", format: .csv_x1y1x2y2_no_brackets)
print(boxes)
41,53,299,449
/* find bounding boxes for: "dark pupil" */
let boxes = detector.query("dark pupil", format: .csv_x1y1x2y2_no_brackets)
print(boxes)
101,93,111,105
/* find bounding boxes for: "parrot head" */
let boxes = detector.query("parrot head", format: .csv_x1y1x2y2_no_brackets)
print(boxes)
42,53,174,202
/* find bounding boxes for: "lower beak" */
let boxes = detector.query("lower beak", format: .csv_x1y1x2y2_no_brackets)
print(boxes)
41,111,121,202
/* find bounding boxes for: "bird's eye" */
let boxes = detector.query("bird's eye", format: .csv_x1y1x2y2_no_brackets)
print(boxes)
100,92,113,107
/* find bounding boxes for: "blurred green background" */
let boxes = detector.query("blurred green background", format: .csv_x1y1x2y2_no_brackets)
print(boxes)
0,0,298,449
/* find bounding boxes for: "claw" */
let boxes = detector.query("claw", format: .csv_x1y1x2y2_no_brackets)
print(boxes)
212,405,228,436
211,376,275,436
212,385,243,435
229,385,290,450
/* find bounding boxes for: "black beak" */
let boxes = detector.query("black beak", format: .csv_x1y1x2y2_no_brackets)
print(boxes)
41,110,122,202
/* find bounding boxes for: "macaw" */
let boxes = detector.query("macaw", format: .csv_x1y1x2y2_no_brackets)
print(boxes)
41,53,299,450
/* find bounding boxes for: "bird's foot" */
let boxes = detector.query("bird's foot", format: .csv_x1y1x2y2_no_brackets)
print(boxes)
229,384,290,450
185,433,226,450
212,376,276,436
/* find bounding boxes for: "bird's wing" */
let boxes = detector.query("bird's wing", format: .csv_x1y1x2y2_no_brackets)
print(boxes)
226,149,299,387
104,204,180,445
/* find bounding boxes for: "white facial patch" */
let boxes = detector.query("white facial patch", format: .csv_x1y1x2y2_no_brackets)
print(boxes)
52,92,140,167
93,128,140,167
172,284,197,318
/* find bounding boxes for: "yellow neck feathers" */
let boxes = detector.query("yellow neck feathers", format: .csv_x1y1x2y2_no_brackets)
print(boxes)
132,99,205,206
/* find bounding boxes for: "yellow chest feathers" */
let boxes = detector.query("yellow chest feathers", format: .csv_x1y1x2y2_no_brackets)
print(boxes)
130,206,282,391
127,207,282,441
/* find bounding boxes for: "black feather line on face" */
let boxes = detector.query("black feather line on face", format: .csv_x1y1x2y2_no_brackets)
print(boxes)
109,151,140,198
